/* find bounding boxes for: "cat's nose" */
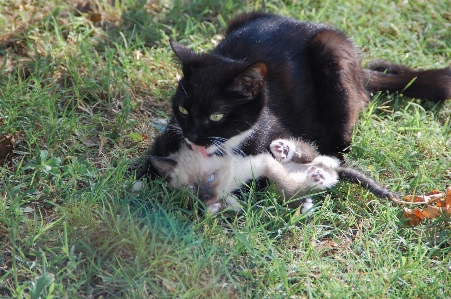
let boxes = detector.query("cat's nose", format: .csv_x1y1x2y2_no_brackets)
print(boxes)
186,124,202,143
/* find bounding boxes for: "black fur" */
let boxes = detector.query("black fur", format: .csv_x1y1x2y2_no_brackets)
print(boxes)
337,167,401,200
138,12,451,180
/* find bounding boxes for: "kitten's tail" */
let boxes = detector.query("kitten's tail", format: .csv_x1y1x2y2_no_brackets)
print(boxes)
363,60,451,102
337,167,401,200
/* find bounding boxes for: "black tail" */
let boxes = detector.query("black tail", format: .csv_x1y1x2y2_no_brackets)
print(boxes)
363,60,451,102
337,167,401,200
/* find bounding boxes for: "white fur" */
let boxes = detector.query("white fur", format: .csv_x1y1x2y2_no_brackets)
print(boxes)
301,198,314,213
270,138,296,161
156,140,342,215
132,181,143,191
224,195,242,212
207,203,222,214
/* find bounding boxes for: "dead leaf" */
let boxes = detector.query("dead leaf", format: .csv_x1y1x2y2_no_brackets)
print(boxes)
402,186,451,225
421,206,442,219
405,207,424,226
403,192,443,204
444,186,451,215
0,134,15,164
89,12,102,22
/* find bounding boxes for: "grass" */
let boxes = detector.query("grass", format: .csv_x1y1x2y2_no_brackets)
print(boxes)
1,0,450,298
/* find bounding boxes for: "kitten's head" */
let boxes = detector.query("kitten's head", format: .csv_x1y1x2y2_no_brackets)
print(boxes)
149,146,234,207
170,40,268,156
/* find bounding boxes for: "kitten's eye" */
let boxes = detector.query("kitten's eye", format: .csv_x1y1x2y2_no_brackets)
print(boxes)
179,106,189,115
188,185,196,190
209,113,224,121
207,173,215,183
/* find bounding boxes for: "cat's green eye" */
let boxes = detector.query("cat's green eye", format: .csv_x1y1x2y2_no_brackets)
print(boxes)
179,106,189,115
210,113,224,121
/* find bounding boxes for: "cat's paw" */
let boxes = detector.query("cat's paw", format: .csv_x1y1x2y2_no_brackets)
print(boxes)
270,139,296,162
306,166,333,188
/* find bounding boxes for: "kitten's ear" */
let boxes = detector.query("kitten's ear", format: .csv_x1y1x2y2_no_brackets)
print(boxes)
149,155,177,178
232,61,268,98
170,40,197,64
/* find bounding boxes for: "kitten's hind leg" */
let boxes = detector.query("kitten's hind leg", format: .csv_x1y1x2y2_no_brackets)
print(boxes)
306,165,339,189
301,198,314,213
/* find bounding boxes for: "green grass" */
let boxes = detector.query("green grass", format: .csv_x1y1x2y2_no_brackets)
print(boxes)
1,0,450,298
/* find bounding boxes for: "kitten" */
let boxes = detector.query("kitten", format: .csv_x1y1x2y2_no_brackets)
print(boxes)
137,12,451,180
138,139,398,214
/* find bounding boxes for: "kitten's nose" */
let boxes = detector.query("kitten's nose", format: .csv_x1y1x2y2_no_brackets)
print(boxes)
197,185,211,201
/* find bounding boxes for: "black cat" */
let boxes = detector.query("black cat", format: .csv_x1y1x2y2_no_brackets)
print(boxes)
138,12,451,180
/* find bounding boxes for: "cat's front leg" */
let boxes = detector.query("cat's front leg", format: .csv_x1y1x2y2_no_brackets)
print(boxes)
270,139,296,162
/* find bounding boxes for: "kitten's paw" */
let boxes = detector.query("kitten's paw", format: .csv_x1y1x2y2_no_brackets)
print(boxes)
301,198,314,213
224,196,242,213
270,139,296,162
307,166,338,188
132,181,143,191
206,203,222,215
306,166,328,187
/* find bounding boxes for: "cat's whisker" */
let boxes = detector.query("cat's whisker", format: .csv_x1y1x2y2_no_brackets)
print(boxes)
209,138,229,159
178,80,189,98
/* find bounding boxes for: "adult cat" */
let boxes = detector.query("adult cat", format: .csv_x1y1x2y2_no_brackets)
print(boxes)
138,138,399,214
137,12,451,180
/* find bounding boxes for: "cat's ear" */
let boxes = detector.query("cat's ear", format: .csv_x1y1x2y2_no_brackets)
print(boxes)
232,61,268,98
149,155,177,178
170,40,197,64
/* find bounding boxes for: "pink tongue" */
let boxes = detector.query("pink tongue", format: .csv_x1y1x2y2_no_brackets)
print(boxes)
190,144,209,158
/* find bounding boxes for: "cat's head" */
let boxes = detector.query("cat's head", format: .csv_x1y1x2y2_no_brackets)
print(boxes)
170,40,268,156
149,146,234,207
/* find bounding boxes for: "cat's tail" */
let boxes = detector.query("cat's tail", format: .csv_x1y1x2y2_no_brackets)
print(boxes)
337,167,401,200
362,60,451,102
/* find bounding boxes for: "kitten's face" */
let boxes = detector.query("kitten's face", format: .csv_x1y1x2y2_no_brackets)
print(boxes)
170,41,267,155
150,148,234,206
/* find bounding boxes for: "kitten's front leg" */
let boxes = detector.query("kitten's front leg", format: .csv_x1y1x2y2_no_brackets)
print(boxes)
270,139,296,162
206,195,242,215
206,202,223,215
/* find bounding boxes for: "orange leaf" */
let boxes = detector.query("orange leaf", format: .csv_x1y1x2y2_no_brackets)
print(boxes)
89,12,102,22
436,200,447,208
427,189,443,195
422,206,442,219
403,195,411,202
445,186,451,210
403,192,443,203
404,207,424,226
